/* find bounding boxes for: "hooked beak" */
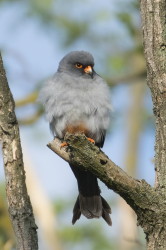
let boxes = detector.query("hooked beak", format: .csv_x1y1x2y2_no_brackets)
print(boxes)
84,66,93,78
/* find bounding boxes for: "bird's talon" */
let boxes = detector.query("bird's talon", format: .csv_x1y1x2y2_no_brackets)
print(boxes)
87,137,95,144
60,142,68,148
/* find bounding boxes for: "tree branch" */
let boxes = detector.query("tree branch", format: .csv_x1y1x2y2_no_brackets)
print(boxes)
47,134,159,224
0,53,38,250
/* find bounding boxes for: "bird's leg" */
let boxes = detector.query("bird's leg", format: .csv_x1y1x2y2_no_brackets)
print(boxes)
60,141,68,148
87,137,95,144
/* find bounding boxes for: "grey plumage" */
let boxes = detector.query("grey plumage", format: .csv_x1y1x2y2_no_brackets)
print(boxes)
39,51,112,225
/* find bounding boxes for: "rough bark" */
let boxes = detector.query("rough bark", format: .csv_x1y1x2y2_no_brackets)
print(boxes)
140,0,166,189
0,53,38,250
140,0,166,249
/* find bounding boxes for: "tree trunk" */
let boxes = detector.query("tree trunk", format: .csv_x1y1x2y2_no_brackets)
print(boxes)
0,53,38,250
140,0,166,248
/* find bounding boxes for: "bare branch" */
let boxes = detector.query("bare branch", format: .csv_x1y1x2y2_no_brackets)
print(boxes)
18,107,43,126
106,68,146,86
47,134,157,216
15,91,38,107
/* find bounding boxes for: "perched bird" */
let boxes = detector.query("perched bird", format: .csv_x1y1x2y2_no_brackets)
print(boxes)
39,51,112,225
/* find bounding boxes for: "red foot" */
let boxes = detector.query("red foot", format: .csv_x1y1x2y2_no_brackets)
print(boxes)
60,142,68,148
87,137,95,144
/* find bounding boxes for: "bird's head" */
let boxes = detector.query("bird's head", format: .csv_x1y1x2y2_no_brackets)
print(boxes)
58,51,95,78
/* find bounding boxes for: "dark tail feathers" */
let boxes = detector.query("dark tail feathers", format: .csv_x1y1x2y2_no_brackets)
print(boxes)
69,163,112,226
72,194,112,226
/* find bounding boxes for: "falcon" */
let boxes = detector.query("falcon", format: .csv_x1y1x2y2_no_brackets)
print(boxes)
39,51,112,225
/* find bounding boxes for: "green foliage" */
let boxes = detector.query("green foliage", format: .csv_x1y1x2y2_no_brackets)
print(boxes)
117,12,136,36
24,0,89,46
2,195,116,249
54,198,116,250
60,224,115,250
0,0,20,3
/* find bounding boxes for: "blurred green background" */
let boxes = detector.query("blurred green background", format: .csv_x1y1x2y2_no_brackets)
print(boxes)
0,0,154,249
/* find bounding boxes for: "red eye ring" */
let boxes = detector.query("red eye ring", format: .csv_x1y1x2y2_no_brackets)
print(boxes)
75,63,83,69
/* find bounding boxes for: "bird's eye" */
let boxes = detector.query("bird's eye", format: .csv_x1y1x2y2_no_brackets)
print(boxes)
75,63,83,69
